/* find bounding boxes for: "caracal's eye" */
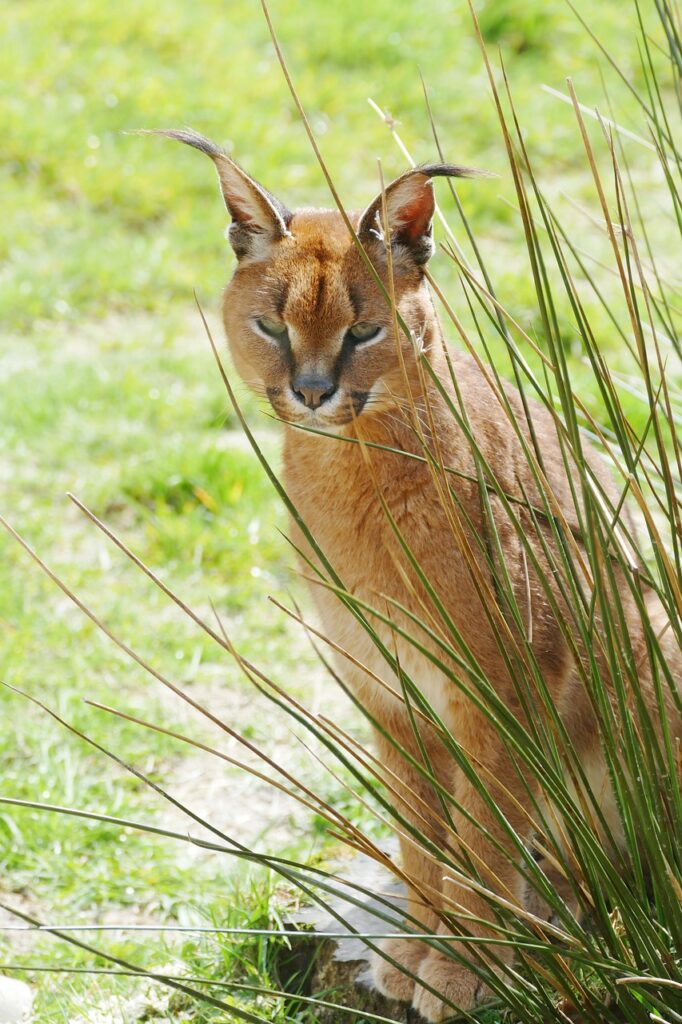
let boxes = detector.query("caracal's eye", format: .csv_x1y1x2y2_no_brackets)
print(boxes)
347,322,381,343
256,317,288,340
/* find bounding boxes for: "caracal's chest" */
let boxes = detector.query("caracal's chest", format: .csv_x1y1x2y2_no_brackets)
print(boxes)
281,424,484,722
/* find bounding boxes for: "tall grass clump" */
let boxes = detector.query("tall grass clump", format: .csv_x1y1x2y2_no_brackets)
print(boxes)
1,0,680,1021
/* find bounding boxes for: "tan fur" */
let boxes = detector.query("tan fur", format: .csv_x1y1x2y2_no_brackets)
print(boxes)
163,133,681,1020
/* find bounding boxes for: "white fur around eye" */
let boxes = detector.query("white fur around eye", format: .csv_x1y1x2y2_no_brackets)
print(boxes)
351,326,386,349
251,317,287,346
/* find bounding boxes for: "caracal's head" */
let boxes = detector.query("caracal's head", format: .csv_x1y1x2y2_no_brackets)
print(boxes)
157,130,480,430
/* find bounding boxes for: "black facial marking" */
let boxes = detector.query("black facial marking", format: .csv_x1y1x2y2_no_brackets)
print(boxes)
282,336,294,375
333,332,356,382
351,390,369,414
258,319,293,372
274,281,290,318
348,285,362,321
313,273,326,315
334,321,378,381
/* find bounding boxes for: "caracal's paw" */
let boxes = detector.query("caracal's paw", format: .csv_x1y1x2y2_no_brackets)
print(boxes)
372,936,429,1002
412,952,493,1022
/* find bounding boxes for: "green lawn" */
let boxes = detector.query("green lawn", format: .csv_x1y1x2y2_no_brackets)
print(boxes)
0,0,673,1019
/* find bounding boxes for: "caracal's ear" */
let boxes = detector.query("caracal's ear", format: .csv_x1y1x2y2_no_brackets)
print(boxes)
358,164,485,266
148,129,292,261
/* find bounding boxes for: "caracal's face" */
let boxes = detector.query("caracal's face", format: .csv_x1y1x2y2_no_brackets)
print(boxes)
153,130,475,428
222,209,429,431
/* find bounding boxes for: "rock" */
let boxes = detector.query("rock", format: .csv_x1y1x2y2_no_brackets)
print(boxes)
281,845,420,1023
0,977,32,1024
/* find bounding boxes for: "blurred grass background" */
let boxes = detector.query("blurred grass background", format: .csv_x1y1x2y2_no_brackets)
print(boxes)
0,0,669,1019
1,0,648,325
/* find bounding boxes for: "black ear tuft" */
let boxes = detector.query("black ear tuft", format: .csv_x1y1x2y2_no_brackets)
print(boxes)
139,127,225,160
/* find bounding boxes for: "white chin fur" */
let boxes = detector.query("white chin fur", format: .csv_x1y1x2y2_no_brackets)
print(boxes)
278,389,351,432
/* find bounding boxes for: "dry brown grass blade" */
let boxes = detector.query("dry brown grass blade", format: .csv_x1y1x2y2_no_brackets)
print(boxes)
0,515,250,740
565,79,645,361
425,263,594,588
367,95,475,270
351,362,534,682
85,699,371,844
67,492,232,651
316,713,461,842
627,476,682,615
267,592,434,727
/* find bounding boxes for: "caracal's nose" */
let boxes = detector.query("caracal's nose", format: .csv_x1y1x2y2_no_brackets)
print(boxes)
292,374,337,409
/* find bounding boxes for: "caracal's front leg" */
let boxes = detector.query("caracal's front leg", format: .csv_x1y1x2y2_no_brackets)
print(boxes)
371,732,449,1003
412,744,534,1022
